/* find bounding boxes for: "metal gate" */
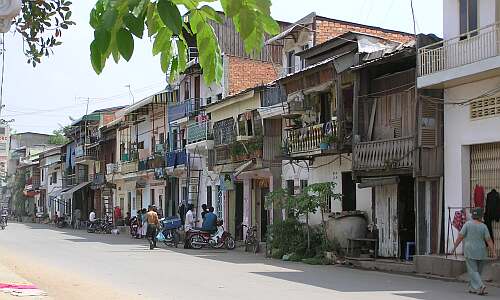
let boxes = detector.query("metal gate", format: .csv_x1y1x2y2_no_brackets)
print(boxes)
471,142,500,255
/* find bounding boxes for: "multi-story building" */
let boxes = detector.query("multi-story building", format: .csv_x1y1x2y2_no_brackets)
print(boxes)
268,14,414,230
417,0,500,254
0,124,10,209
39,146,63,219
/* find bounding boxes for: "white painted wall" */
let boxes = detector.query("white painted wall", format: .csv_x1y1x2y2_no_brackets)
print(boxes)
443,0,497,40
282,29,313,74
281,154,372,225
444,76,500,251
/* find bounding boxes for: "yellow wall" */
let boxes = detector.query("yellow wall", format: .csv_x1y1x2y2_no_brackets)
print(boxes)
208,92,261,122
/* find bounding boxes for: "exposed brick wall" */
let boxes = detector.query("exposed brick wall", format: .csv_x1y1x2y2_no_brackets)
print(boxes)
227,56,279,96
315,19,414,45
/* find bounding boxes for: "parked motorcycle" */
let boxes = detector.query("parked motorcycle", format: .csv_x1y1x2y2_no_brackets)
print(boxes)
87,216,112,234
0,216,6,230
187,220,235,250
159,217,182,247
56,215,68,228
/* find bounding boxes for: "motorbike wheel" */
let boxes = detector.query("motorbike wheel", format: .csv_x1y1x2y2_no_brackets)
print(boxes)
189,234,204,250
225,236,236,250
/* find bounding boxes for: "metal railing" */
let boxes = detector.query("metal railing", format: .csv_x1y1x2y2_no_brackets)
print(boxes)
62,172,90,188
187,121,212,144
353,136,415,171
120,161,138,174
286,121,337,154
168,98,201,122
75,145,97,160
418,22,500,76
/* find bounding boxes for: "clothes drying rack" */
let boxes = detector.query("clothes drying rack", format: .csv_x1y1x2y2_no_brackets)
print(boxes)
446,206,473,258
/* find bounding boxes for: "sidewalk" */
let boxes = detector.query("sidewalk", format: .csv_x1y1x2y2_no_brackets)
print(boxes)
0,261,50,299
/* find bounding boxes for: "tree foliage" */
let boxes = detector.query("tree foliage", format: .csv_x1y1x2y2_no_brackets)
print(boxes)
89,0,280,83
14,0,75,66
48,128,69,145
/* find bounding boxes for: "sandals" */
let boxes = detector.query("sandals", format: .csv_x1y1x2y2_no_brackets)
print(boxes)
478,286,488,296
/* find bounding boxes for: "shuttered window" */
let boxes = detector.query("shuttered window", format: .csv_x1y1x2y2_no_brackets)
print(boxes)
470,95,500,120
419,100,438,147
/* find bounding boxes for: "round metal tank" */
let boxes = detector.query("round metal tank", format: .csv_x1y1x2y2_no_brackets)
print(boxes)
326,212,368,249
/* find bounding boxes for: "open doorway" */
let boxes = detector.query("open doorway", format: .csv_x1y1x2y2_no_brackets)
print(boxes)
235,182,244,241
399,176,415,259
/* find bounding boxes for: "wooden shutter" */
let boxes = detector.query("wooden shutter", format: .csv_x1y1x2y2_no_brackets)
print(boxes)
419,99,438,148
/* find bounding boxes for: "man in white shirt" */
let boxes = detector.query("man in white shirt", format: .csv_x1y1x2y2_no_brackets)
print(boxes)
184,204,194,231
89,210,96,222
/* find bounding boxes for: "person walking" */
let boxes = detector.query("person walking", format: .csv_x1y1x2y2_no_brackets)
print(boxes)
145,205,159,250
141,208,148,238
451,208,497,295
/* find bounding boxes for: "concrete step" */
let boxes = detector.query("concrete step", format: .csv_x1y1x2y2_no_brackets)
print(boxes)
347,259,416,274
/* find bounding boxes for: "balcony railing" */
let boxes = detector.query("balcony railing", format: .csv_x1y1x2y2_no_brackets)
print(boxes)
418,22,500,76
75,145,97,161
138,156,165,171
188,47,199,62
106,163,120,175
187,121,212,144
213,118,236,146
286,121,337,155
120,161,138,174
166,150,187,168
353,136,415,171
262,86,285,107
62,172,90,189
168,98,200,122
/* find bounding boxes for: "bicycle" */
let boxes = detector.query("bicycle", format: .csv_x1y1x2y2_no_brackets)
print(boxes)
242,224,259,253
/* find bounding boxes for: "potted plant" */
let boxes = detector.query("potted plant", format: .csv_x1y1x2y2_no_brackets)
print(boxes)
249,136,263,158
320,134,337,150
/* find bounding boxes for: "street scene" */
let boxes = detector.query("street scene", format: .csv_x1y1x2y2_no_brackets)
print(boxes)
1,0,500,299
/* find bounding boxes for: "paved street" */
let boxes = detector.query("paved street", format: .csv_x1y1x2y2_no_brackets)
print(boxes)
0,222,498,300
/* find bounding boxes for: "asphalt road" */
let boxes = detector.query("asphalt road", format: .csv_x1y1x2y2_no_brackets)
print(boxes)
0,222,498,300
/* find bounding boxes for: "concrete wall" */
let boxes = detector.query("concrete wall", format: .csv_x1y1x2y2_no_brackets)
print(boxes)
281,154,372,225
208,92,261,123
443,0,498,40
444,76,500,251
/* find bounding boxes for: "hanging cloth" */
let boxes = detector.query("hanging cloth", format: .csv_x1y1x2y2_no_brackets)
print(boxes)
473,184,485,208
452,210,466,231
485,189,500,241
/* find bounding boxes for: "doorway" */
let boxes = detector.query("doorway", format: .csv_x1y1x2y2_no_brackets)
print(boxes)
342,172,356,211
260,187,269,241
235,181,244,241
375,184,398,258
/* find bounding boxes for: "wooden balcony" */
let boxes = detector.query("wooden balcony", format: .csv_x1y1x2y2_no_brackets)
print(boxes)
418,22,500,77
353,136,415,173
285,121,339,157
75,145,97,163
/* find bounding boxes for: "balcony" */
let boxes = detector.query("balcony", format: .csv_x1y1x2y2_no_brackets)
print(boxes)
138,156,165,171
418,22,500,88
285,121,338,157
62,172,90,189
166,150,187,168
186,121,214,150
120,161,138,174
353,136,415,173
168,99,200,122
106,163,120,175
213,118,236,147
75,145,97,163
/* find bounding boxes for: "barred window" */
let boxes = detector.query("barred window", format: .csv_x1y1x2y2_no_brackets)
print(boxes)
470,96,500,120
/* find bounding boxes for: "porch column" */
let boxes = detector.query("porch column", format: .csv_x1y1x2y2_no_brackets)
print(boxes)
243,178,252,240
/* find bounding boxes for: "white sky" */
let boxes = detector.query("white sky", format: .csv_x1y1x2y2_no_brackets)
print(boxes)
2,0,443,134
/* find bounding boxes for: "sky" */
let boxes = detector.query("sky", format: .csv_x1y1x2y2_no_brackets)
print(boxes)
1,0,443,134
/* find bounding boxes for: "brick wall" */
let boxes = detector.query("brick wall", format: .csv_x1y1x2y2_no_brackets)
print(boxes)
227,56,279,96
315,19,414,45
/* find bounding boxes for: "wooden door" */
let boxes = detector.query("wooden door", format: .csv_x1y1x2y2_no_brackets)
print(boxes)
375,184,399,257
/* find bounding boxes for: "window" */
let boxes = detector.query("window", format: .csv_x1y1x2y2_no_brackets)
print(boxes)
0,127,5,134
300,44,309,69
51,172,57,184
151,189,155,206
286,180,295,196
470,95,500,120
184,81,190,100
206,97,212,105
207,186,212,207
459,0,478,37
286,51,295,74
159,133,165,144
300,180,308,192
137,141,144,149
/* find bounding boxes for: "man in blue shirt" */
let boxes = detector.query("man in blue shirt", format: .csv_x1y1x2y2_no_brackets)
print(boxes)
201,207,218,234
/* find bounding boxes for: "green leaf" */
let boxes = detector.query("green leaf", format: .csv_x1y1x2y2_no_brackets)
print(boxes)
94,28,111,54
146,2,161,37
220,0,242,18
116,28,134,61
90,40,103,74
112,47,121,63
89,8,100,29
102,8,118,30
152,27,172,56
157,0,182,35
247,0,272,15
238,9,256,40
177,38,187,71
124,13,144,38
189,10,203,34
199,5,224,24
261,15,280,35
169,56,178,82
160,47,172,73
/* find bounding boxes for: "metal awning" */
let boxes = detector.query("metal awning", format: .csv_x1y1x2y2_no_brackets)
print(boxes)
61,182,90,197
234,160,255,177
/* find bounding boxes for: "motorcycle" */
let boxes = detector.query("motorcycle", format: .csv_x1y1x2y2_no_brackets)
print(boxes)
56,215,68,228
159,217,182,247
88,216,112,234
0,216,6,230
129,216,140,238
187,220,235,250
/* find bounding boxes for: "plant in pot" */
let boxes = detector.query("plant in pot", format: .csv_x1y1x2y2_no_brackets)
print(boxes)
320,134,337,150
249,136,263,158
